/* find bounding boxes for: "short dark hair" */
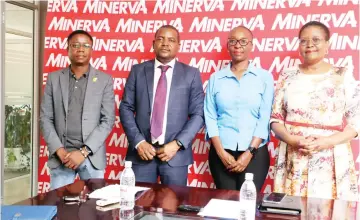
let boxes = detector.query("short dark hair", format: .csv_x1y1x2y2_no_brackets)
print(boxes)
237,26,253,40
67,30,93,44
154,25,180,42
298,21,330,41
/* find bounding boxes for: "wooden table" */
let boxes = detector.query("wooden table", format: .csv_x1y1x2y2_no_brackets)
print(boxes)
15,179,359,219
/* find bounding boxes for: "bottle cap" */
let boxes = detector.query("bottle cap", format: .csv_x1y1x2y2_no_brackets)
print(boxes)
125,161,132,168
245,173,254,180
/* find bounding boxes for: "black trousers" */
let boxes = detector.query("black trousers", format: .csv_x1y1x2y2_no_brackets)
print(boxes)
209,144,270,192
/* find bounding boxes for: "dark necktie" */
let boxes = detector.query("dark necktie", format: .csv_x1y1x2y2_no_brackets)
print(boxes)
151,65,171,139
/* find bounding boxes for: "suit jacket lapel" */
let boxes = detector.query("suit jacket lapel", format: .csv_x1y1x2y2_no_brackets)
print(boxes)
145,60,155,109
164,61,183,142
60,68,70,113
83,65,97,112
168,61,182,110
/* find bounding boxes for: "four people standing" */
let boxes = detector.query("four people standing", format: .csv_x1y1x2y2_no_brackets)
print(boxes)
40,22,359,200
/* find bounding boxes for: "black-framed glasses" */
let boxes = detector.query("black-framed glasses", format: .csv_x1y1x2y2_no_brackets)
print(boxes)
227,38,252,46
299,37,325,46
70,43,92,49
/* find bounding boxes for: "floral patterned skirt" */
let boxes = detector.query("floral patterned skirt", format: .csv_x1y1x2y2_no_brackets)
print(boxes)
273,140,358,201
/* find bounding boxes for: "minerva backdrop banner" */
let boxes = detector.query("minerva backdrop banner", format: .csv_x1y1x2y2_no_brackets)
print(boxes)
38,0,360,194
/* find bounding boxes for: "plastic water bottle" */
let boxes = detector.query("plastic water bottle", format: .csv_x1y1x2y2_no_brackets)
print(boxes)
120,161,136,210
239,173,257,220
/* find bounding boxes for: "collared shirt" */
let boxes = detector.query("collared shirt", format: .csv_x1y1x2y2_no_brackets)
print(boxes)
135,58,176,149
204,62,274,151
66,68,88,148
150,58,176,145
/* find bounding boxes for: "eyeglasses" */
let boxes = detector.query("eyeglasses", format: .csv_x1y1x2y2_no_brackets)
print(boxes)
70,43,92,49
227,38,252,46
299,37,324,46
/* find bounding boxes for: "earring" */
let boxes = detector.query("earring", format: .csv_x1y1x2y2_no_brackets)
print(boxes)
325,49,329,55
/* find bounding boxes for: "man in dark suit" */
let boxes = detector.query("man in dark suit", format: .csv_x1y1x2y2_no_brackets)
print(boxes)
40,30,115,189
120,25,204,186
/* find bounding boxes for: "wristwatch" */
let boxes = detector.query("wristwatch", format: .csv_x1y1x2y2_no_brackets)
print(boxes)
175,139,184,150
246,146,258,156
80,146,90,158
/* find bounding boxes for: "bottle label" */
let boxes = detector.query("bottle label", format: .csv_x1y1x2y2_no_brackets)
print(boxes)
120,185,129,198
239,200,256,220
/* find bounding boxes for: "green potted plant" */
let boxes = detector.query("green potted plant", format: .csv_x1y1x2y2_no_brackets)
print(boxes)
4,105,31,171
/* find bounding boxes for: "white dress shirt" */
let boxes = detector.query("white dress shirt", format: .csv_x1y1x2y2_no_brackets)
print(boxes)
135,58,176,148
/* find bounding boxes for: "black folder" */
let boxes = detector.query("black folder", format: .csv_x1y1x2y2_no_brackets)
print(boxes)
258,195,302,216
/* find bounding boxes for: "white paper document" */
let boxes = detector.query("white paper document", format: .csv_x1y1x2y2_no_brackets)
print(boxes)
88,184,150,200
198,199,242,219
